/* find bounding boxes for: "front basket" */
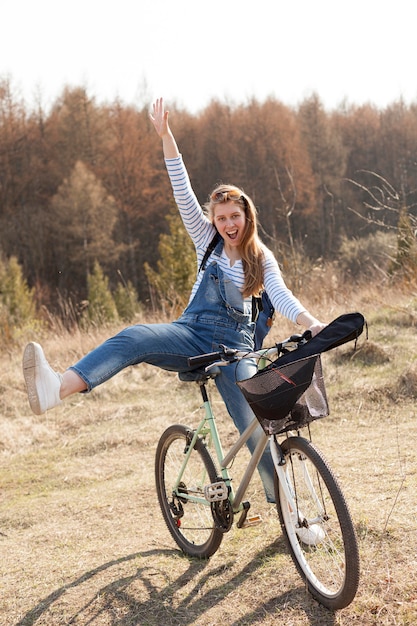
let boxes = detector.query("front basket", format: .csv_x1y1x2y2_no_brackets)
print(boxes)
237,354,329,435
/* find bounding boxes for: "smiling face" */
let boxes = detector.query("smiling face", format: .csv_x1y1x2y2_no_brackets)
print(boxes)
206,185,263,295
212,201,247,251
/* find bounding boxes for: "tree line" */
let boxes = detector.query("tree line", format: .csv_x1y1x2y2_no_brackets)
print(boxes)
1,77,416,315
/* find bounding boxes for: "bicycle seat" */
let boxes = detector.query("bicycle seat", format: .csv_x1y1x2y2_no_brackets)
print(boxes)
178,366,221,382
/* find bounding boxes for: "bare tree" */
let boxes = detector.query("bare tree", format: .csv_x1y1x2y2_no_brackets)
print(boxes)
346,170,417,282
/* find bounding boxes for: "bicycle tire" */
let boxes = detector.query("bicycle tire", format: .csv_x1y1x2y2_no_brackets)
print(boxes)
275,436,360,610
155,424,223,558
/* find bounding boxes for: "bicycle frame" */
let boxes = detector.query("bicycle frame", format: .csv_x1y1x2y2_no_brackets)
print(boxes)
172,378,324,534
170,377,291,516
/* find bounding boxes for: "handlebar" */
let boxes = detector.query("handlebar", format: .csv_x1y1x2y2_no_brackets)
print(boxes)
187,345,238,368
187,330,312,370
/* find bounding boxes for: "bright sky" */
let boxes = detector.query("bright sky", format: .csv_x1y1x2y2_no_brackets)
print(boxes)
2,0,416,114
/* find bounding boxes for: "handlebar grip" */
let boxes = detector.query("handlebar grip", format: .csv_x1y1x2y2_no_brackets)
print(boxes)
288,330,312,343
188,351,223,367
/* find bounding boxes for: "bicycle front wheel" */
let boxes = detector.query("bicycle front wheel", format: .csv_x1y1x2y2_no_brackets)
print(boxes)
275,436,360,610
155,424,223,558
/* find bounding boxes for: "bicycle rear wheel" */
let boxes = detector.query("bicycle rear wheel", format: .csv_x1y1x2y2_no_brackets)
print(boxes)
275,436,360,610
155,424,223,558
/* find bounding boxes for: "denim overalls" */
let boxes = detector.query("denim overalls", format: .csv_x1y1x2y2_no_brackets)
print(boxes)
70,256,276,501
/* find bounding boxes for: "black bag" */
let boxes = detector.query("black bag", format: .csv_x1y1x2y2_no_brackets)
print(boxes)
273,312,366,366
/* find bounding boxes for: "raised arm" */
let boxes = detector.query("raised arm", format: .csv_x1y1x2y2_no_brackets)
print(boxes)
149,97,179,159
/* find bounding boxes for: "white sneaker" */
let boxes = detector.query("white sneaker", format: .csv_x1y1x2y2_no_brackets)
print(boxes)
23,342,63,415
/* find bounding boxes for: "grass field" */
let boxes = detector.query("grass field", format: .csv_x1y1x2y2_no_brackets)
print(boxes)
1,283,417,625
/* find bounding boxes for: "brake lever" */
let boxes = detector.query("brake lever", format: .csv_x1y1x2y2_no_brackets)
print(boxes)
205,360,232,372
218,344,239,358
276,330,312,356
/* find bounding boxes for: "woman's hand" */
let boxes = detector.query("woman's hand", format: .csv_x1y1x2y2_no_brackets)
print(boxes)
149,97,170,138
149,97,179,159
296,311,326,337
307,320,327,337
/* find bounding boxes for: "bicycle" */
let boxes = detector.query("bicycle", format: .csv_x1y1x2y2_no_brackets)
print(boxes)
155,331,360,610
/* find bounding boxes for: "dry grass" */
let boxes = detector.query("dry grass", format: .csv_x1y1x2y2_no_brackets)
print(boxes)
1,282,417,625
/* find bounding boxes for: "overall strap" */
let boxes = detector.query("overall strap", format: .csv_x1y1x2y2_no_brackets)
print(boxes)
199,231,222,273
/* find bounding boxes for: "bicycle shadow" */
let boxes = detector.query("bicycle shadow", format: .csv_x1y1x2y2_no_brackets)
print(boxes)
15,543,338,626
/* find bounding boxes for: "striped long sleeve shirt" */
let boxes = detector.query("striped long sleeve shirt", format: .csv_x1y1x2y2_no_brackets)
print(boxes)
165,155,306,324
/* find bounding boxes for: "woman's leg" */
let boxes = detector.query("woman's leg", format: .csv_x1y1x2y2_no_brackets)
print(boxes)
60,369,87,397
215,361,276,503
23,321,204,415
68,322,201,391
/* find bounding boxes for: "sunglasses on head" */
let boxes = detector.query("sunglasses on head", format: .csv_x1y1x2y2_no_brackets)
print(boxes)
211,190,247,204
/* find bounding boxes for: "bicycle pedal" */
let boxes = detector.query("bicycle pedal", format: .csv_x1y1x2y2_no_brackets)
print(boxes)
204,481,228,502
240,514,263,528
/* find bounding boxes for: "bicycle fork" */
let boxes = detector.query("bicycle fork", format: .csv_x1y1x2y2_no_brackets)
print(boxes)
271,436,326,531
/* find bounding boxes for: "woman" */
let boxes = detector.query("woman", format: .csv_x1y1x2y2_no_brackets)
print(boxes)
23,98,326,502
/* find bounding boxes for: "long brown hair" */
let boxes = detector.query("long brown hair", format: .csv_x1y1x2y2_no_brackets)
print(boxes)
205,184,265,298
